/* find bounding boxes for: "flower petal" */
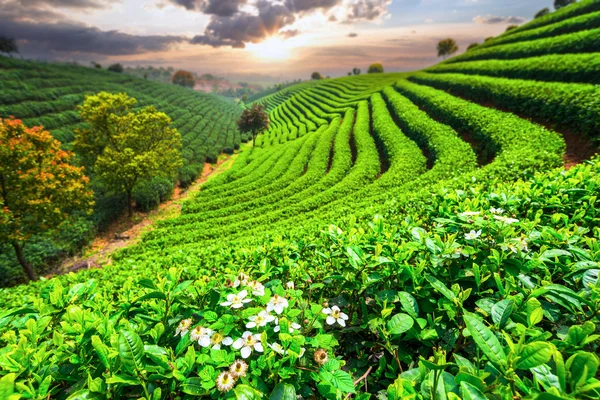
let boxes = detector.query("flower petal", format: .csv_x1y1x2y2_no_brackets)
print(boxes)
326,316,336,325
240,346,251,359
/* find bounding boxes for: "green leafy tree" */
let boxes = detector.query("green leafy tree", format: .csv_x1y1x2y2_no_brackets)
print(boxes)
0,118,93,281
238,104,270,148
437,38,459,58
535,7,551,18
241,94,249,103
172,70,196,88
74,92,182,217
555,0,576,10
367,63,384,73
352,68,361,75
467,42,480,51
108,63,124,73
0,36,18,57
311,72,323,80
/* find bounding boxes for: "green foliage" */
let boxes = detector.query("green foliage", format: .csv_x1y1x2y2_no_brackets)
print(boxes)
107,63,124,73
555,0,577,10
535,7,551,18
238,104,270,147
311,72,323,80
410,71,600,137
74,92,182,216
0,36,18,56
437,38,459,58
367,63,384,73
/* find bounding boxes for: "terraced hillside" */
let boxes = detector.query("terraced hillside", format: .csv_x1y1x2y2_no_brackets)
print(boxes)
0,57,244,183
1,1,600,399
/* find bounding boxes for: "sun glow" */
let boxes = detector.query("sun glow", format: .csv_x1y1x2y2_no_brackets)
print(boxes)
246,37,293,61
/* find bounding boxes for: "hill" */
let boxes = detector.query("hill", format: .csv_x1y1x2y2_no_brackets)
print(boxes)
1,1,600,399
0,56,245,285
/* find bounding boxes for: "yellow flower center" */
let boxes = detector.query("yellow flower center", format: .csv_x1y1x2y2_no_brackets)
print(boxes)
211,333,223,344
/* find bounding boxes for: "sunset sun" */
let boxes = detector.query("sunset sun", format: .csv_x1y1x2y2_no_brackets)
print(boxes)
247,37,293,61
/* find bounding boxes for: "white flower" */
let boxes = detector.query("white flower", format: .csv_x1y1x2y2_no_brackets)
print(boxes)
246,310,275,328
220,290,252,309
232,331,264,358
465,230,482,240
490,207,505,215
273,318,301,333
216,371,236,392
494,215,519,224
233,272,250,288
269,342,286,355
286,281,295,290
206,331,233,350
229,359,248,378
175,318,192,337
266,294,289,315
190,326,213,346
322,305,349,327
248,280,265,296
460,211,481,217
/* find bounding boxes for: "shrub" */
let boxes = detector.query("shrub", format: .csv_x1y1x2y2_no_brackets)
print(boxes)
107,63,124,73
367,63,384,73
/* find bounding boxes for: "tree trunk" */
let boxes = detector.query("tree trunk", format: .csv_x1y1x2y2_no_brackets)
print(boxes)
252,133,256,148
12,242,36,281
127,189,134,218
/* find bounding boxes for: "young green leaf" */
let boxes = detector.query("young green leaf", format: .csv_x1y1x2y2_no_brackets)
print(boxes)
515,342,553,370
463,311,507,368
118,330,145,374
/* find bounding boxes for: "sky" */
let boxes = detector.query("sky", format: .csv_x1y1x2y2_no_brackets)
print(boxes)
0,0,554,83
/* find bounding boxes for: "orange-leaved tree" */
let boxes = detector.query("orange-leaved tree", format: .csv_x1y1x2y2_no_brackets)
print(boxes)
172,70,196,88
0,118,94,280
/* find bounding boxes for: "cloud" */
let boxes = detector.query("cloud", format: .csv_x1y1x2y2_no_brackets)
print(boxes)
167,0,248,16
473,15,526,24
0,17,186,56
280,29,301,39
342,0,392,23
347,32,358,37
191,1,295,48
285,0,342,13
18,0,115,9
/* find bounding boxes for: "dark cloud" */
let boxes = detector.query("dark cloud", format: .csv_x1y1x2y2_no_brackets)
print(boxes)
343,0,392,23
190,0,295,48
284,0,341,13
280,29,300,39
167,0,247,16
347,32,358,38
18,0,113,8
0,17,186,56
473,15,526,24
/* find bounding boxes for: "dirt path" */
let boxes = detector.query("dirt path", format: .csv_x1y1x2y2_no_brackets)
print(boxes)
55,153,238,276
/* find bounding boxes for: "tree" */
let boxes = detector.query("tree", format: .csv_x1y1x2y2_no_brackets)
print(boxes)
0,36,18,57
437,38,459,59
311,72,323,80
0,118,93,281
90,61,102,69
237,104,270,148
172,70,196,88
348,72,352,76
505,25,519,32
534,7,551,18
74,92,182,217
108,63,124,73
467,43,480,51
353,68,361,75
367,63,384,73
554,0,576,10
241,94,249,103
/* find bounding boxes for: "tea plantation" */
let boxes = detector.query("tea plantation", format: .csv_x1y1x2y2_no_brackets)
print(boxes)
1,1,600,399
